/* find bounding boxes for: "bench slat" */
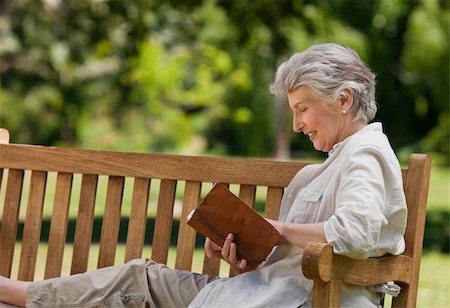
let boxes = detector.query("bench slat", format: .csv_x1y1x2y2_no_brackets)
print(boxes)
265,187,284,220
98,176,125,268
151,179,177,264
18,170,47,281
175,180,202,271
228,184,257,277
71,174,98,274
125,177,151,262
239,184,257,209
45,172,73,279
0,144,305,187
201,183,229,276
0,169,24,277
202,247,222,276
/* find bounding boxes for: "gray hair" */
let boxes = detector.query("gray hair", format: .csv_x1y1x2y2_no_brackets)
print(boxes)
270,43,377,123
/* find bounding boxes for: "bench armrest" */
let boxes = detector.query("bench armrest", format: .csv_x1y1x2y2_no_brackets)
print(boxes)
302,241,413,286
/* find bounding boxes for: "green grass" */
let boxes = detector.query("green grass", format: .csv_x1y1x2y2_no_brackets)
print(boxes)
427,165,450,211
417,251,450,307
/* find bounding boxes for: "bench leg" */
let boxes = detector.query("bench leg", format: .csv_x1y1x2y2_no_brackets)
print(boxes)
312,279,342,308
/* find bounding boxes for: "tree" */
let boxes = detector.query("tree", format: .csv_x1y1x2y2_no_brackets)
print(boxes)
1,0,448,164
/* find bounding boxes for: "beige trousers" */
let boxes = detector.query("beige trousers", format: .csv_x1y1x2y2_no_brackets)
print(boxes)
26,259,219,308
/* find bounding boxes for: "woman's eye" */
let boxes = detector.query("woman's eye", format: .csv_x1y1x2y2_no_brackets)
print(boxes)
299,108,306,113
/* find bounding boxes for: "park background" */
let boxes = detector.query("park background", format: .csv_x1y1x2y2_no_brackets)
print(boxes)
0,0,449,306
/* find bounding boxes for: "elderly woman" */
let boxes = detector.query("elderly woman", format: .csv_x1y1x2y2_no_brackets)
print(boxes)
0,43,406,308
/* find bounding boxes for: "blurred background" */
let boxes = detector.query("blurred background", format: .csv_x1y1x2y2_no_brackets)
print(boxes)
1,0,448,163
0,0,449,306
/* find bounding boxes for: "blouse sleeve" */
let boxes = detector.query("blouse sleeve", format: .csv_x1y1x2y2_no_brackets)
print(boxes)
324,146,390,259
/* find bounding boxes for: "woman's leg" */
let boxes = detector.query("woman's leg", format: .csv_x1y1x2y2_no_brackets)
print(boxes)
26,259,153,307
145,260,220,307
0,303,21,308
2,259,219,307
0,275,29,307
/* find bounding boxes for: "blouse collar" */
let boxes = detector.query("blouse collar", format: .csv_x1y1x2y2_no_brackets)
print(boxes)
328,122,383,157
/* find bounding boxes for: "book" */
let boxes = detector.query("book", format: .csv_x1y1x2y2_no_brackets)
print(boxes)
186,183,281,269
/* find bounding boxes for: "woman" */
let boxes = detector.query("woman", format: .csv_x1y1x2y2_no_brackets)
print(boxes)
0,43,407,307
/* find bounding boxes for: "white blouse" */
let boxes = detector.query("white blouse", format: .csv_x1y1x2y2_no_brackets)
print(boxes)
189,122,407,308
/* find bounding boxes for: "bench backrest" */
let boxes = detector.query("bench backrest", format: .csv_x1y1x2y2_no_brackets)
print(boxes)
0,129,431,308
0,129,305,280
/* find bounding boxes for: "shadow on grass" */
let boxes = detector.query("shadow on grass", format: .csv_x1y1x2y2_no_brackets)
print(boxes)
14,209,449,252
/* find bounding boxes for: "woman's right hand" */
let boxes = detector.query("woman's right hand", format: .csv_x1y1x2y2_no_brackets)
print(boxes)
204,233,250,274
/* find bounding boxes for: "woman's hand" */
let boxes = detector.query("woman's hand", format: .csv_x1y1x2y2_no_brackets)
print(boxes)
265,219,327,249
265,218,287,244
204,234,251,274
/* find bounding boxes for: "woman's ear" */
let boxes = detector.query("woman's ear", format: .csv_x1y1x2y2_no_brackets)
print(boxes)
339,88,353,113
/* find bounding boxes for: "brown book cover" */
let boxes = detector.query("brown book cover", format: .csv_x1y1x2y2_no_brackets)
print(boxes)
187,183,280,269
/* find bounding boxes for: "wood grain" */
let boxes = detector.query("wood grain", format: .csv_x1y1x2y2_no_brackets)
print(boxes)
71,174,98,274
45,172,73,278
151,179,177,264
18,170,47,281
175,180,202,271
393,154,431,308
0,169,24,277
265,187,284,220
98,176,125,268
124,177,151,262
0,144,305,187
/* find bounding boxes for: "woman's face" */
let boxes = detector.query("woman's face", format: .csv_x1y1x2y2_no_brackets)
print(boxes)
287,87,349,152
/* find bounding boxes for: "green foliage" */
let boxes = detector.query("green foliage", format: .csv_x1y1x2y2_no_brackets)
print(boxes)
282,3,369,56
125,37,247,152
0,0,448,161
420,114,450,165
393,0,450,165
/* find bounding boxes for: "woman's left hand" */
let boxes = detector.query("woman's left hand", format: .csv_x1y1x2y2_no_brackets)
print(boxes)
204,234,252,274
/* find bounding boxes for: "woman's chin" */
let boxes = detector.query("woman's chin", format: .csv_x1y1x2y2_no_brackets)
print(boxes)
312,143,331,153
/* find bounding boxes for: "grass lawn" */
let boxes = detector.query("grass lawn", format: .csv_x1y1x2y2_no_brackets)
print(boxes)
417,251,450,307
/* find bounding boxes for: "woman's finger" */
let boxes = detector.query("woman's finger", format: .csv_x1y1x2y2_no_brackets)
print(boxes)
221,233,233,262
204,237,222,258
236,259,248,271
228,238,249,273
228,242,239,264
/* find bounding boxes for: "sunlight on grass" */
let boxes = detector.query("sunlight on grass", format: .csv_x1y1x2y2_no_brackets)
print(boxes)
417,252,450,307
427,165,450,211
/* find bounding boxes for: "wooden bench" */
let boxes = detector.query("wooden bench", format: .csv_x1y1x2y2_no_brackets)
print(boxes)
0,128,431,307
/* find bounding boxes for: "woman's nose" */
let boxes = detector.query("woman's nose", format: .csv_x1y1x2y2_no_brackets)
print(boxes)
293,114,303,133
